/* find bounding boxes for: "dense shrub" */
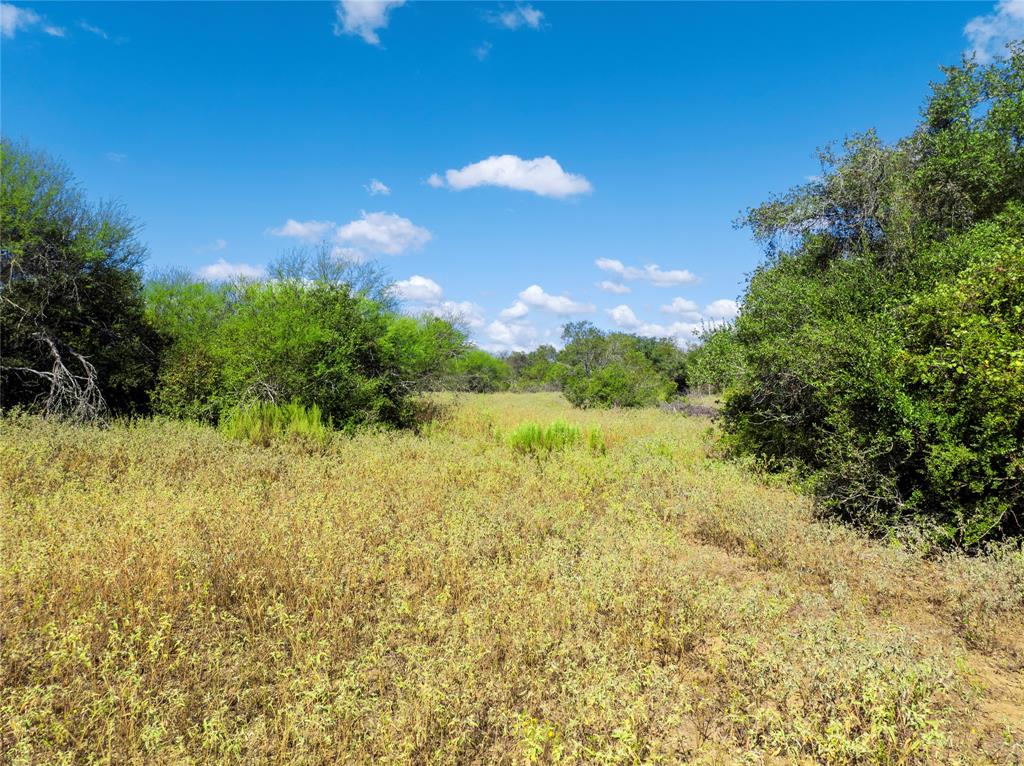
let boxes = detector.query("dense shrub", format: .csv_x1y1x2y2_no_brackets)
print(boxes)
723,48,1024,545
504,344,564,391
1,140,161,418
559,322,675,408
686,324,745,393
447,349,512,392
147,274,465,430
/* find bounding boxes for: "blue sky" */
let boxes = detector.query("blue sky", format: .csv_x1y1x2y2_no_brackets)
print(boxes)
3,1,1020,351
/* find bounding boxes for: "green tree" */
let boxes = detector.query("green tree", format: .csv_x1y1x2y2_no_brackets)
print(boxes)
1,140,160,419
448,349,512,392
723,49,1024,545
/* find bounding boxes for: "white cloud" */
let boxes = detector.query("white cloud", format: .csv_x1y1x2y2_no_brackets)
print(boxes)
475,41,492,61
195,237,228,255
425,173,445,188
434,154,592,198
365,178,391,196
42,23,63,36
484,319,539,352
334,0,405,45
266,218,336,241
389,276,485,328
488,4,544,30
661,297,701,320
596,280,631,295
430,300,486,329
518,284,594,315
1,3,39,37
499,299,530,319
965,0,1024,63
702,298,739,320
608,301,737,343
105,152,126,163
391,274,443,303
595,257,698,287
198,259,264,281
79,20,108,39
336,211,431,255
607,305,703,342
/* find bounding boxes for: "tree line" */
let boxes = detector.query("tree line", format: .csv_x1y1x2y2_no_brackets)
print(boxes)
0,140,700,433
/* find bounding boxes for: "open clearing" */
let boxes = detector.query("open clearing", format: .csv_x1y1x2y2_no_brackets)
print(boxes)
2,393,1022,764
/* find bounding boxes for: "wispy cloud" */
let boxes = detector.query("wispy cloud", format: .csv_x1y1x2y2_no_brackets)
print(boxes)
431,154,592,199
334,0,405,45
484,319,539,352
499,300,530,319
595,257,698,287
195,238,228,255
78,19,108,39
607,299,740,343
487,4,544,31
365,178,391,196
475,41,493,61
105,152,127,163
596,280,631,295
390,275,485,328
0,3,37,38
965,0,1024,63
391,274,443,303
267,211,431,258
266,218,336,241
198,258,264,281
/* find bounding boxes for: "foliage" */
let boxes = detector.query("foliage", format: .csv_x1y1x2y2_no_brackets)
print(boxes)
504,344,563,391
724,49,1024,545
146,276,465,429
218,400,330,449
685,324,745,393
3,393,1021,763
0,140,161,419
506,418,581,455
559,322,675,408
447,349,512,392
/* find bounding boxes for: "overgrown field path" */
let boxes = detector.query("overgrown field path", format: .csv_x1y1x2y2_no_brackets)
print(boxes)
2,393,1022,764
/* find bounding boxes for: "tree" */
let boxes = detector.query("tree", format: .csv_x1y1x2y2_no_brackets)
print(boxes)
1,140,160,419
559,325,673,408
447,349,512,392
723,49,1024,545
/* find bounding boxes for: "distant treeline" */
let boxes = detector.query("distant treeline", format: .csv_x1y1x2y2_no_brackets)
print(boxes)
0,139,698,434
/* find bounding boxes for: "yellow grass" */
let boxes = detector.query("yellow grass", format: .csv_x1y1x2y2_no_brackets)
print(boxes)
2,392,1022,764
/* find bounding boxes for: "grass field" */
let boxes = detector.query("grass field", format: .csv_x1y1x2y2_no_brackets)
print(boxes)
2,393,1022,765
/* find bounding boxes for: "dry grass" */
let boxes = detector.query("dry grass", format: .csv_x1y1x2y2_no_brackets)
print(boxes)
2,392,1022,765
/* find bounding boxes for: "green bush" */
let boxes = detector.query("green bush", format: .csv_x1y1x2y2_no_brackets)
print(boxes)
146,276,465,430
507,419,581,456
686,324,745,393
447,349,512,392
219,401,329,448
559,323,675,409
723,49,1024,545
1,140,161,419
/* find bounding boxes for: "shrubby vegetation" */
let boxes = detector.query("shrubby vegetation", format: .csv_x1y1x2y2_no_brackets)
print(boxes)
0,143,466,430
557,321,685,408
0,140,161,419
721,48,1024,545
